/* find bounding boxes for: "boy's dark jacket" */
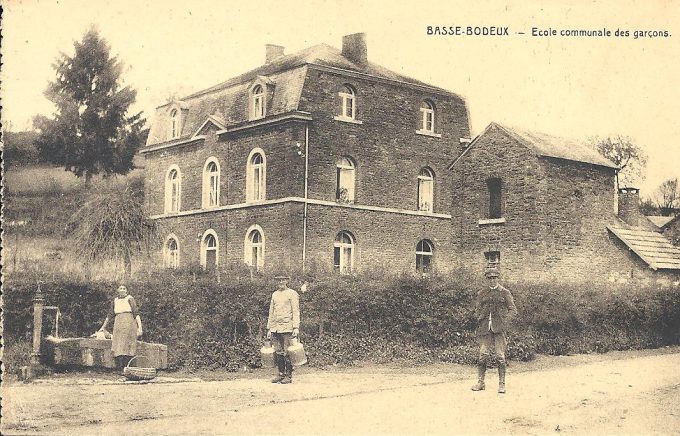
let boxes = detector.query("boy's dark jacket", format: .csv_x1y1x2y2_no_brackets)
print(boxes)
475,284,518,336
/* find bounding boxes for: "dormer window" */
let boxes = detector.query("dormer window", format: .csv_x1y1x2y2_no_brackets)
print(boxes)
339,85,356,120
170,109,181,138
250,85,265,120
420,101,435,133
416,100,441,137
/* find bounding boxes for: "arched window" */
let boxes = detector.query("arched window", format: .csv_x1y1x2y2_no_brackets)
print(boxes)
170,109,180,139
416,239,433,273
334,231,355,274
339,85,356,120
251,85,265,120
486,178,503,219
165,165,182,213
244,225,265,270
164,235,180,269
202,158,220,208
418,167,434,212
200,230,219,271
336,157,356,203
246,149,266,202
420,101,435,133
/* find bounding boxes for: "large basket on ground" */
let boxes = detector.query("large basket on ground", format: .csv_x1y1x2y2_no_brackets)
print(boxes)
123,355,157,381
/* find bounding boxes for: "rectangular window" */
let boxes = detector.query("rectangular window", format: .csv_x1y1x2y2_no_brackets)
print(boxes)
206,250,217,272
345,98,353,118
336,167,355,202
484,251,501,266
418,178,433,211
416,253,431,272
253,167,262,200
171,183,179,212
334,246,353,274
209,175,218,206
487,178,502,219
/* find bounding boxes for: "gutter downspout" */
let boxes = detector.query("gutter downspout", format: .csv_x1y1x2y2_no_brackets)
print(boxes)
302,125,309,272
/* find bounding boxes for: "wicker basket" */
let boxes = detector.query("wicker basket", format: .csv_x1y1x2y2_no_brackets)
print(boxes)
123,355,157,381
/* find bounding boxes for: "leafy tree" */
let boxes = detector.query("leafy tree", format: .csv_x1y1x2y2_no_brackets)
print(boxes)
590,136,648,190
654,177,679,214
67,176,158,278
34,28,145,182
2,130,40,167
639,197,661,216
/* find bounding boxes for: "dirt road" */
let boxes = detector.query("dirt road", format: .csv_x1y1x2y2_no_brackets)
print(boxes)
3,348,680,435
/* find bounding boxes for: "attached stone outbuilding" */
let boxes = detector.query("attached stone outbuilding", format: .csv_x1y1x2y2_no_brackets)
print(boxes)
447,123,680,284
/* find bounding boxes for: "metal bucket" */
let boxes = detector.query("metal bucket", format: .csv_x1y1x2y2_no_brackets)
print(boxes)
260,341,276,368
287,338,308,366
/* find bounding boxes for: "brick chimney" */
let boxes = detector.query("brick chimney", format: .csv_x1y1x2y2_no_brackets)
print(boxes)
618,187,643,227
265,44,285,64
342,33,367,66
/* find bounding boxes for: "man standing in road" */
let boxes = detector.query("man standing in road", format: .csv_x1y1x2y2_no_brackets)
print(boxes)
471,267,518,393
267,275,300,384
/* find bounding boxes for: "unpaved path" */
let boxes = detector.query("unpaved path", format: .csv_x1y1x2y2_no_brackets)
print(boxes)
3,349,680,435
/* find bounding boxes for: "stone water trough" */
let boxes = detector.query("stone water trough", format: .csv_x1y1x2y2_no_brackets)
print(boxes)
23,285,168,379
43,337,168,369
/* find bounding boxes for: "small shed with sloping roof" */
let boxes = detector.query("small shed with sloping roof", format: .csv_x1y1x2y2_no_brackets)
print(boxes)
607,225,680,270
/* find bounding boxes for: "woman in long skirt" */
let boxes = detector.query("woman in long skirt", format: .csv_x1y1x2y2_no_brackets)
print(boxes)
98,285,143,370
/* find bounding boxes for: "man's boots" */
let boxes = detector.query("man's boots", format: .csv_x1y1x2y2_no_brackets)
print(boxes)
471,364,486,391
280,357,293,384
498,362,506,394
271,354,285,383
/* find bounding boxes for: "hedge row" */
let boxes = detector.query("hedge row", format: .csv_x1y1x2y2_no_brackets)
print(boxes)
4,270,680,372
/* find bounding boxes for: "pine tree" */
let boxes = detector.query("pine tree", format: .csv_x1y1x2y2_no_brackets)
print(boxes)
34,28,145,182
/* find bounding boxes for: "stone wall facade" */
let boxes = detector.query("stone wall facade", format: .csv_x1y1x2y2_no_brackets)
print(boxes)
143,65,469,275
449,123,678,284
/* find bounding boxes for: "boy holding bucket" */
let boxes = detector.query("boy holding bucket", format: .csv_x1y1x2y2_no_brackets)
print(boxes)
267,275,300,384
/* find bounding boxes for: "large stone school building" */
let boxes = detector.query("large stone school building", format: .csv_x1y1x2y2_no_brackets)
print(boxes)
141,33,680,285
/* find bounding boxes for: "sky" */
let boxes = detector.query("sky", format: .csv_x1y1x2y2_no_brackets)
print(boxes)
2,0,679,198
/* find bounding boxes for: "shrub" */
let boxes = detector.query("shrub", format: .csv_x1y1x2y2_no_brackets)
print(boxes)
2,339,33,375
3,271,679,371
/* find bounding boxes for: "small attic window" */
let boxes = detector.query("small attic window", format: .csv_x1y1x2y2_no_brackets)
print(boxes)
420,100,435,133
170,109,181,139
250,85,265,120
339,85,356,120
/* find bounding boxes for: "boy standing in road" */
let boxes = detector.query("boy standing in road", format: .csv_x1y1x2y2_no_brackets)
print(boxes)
267,275,300,384
471,267,518,394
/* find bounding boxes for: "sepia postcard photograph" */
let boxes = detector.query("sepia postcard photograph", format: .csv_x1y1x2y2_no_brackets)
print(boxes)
1,0,680,435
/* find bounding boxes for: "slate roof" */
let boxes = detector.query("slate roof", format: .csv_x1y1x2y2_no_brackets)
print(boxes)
493,123,618,169
146,66,309,145
145,43,457,147
607,225,680,270
647,215,675,228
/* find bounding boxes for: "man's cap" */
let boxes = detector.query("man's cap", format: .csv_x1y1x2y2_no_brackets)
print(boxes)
484,267,500,278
